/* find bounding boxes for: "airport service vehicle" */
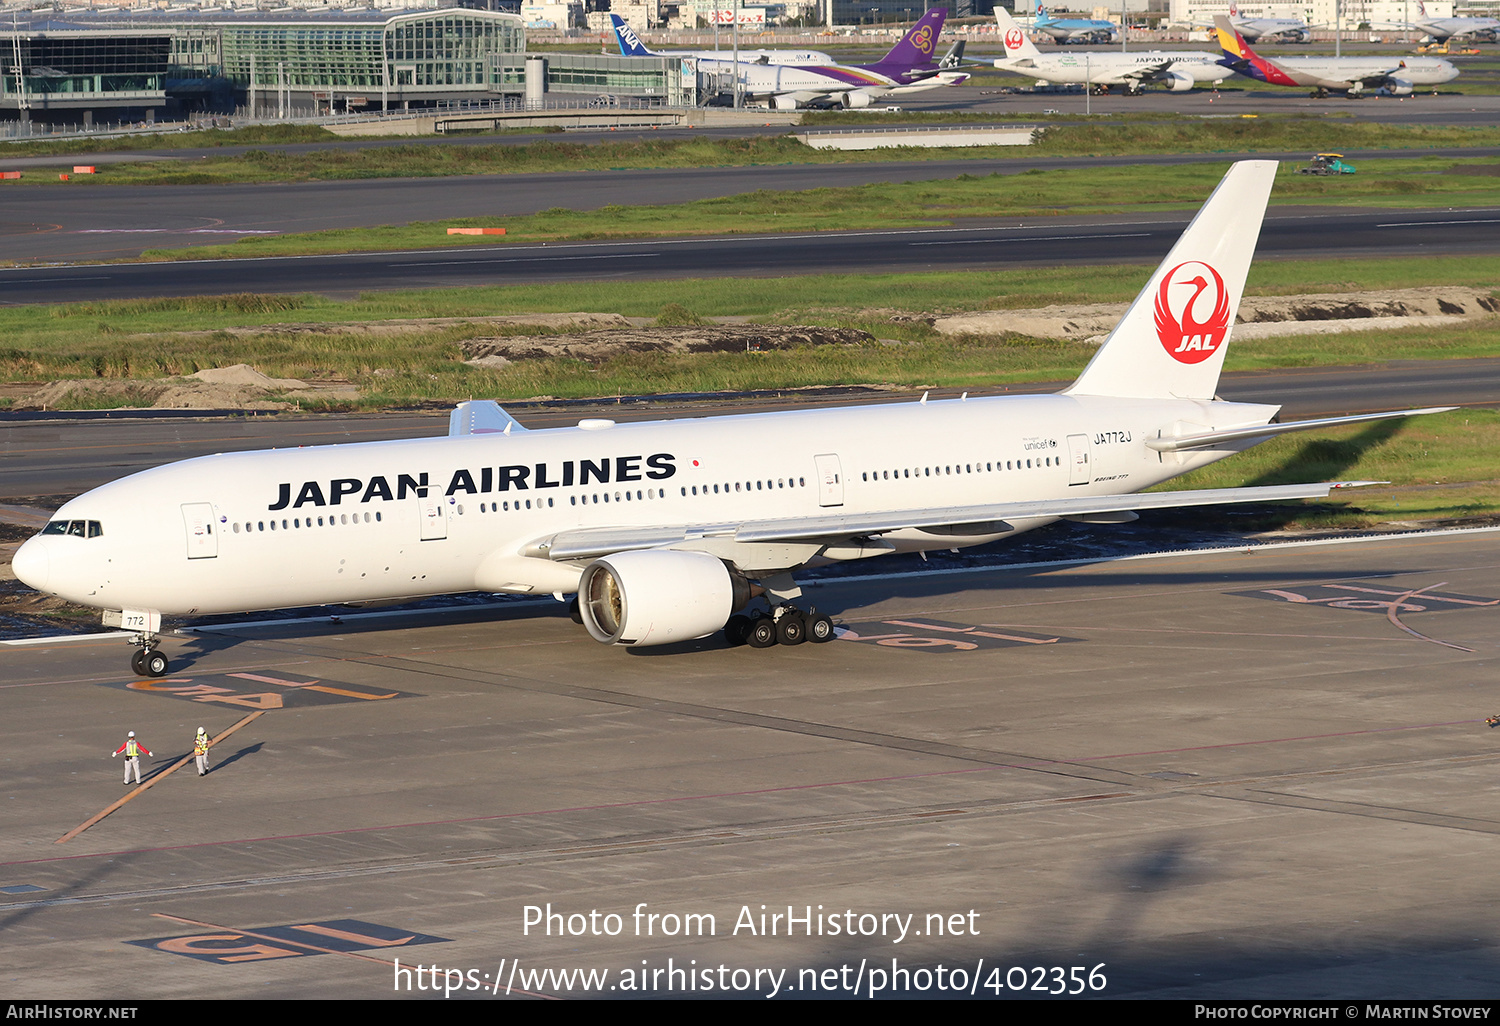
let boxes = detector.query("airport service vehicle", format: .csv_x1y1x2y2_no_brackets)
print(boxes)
1297,153,1357,175
994,8,1227,93
1214,16,1458,95
12,161,1451,674
1028,3,1119,44
608,14,833,65
1381,0,1499,43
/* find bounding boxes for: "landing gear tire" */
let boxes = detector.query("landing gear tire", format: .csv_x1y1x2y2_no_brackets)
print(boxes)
131,650,146,676
143,649,169,677
724,614,752,647
776,612,807,647
807,612,835,643
568,597,583,625
747,616,778,649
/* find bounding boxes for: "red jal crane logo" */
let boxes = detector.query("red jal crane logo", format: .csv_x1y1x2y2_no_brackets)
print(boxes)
1005,28,1025,50
1154,261,1230,365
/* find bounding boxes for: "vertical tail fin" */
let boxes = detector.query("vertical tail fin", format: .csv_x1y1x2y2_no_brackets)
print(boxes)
1064,161,1277,401
874,8,948,70
1213,14,1253,60
995,7,1045,61
611,15,655,57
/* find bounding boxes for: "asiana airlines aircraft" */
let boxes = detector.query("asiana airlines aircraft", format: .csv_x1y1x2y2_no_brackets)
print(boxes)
12,161,1449,675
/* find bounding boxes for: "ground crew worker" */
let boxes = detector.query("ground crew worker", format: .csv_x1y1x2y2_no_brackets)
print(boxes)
112,731,152,785
194,727,211,776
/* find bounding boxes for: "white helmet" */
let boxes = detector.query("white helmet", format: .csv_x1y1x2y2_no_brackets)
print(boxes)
128,731,135,737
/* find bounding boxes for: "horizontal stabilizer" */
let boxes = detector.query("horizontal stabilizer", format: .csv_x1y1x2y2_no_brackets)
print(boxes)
530,482,1363,561
449,400,527,437
1147,407,1455,452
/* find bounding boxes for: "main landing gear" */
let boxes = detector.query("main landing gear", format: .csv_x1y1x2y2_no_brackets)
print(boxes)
130,635,170,677
724,605,836,649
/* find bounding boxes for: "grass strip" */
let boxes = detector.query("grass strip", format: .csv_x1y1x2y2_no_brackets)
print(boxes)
4,118,1498,191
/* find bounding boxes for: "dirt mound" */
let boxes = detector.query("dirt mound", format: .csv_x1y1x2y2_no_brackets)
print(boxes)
461,325,876,363
17,367,357,411
932,287,1500,341
190,363,308,389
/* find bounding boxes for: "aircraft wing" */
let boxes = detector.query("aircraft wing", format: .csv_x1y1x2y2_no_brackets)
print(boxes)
530,481,1365,562
1352,64,1407,87
1124,60,1177,81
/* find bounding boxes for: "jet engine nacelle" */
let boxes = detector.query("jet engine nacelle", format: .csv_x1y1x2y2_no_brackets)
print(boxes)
772,94,799,111
841,90,874,108
1385,77,1414,95
1163,70,1195,92
578,549,752,646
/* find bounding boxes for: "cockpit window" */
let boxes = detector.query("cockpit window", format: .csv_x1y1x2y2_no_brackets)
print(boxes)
40,519,102,538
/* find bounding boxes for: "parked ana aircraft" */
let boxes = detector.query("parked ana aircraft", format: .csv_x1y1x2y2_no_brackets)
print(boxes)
1215,16,1458,94
702,7,957,109
1029,3,1119,43
12,161,1451,674
1222,2,1313,43
1380,0,1499,43
609,14,833,65
994,7,1228,92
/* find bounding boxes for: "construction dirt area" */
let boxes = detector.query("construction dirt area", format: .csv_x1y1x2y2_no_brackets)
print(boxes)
4,287,1496,413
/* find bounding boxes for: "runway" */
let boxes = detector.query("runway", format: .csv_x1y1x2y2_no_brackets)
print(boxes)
2,204,1498,303
3,529,1498,997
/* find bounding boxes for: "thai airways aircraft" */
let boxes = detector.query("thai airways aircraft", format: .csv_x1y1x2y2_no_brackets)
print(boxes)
1379,0,1499,43
608,14,833,65
1214,16,1458,94
994,8,1227,93
702,8,958,109
1029,3,1119,44
12,161,1451,675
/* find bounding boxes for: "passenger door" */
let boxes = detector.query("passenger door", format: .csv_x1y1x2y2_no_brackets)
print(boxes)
181,503,218,559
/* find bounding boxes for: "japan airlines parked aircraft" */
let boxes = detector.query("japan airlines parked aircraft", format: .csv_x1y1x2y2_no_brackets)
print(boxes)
1215,16,1458,94
1029,3,1119,43
705,8,956,109
1379,0,1499,43
608,14,834,65
994,8,1227,93
12,161,1452,674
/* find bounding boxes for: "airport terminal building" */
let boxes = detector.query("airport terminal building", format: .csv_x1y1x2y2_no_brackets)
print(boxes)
0,6,690,124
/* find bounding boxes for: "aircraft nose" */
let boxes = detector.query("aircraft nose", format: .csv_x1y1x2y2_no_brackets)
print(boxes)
12,537,49,592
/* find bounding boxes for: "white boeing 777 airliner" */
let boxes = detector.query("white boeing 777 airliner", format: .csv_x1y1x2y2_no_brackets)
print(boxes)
13,161,1449,674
